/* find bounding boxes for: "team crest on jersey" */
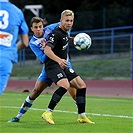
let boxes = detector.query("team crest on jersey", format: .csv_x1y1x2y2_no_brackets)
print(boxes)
69,68,74,73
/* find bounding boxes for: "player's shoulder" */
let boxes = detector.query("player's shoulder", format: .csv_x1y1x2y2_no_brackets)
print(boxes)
53,27,62,34
9,3,22,14
1,2,22,14
29,35,37,45
6,3,24,19
45,22,60,30
49,27,63,40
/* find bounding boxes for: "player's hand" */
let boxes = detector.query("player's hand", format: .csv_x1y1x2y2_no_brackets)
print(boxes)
41,39,47,48
58,59,67,69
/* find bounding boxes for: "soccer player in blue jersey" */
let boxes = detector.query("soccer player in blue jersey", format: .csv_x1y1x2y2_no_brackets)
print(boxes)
8,17,76,122
0,0,29,95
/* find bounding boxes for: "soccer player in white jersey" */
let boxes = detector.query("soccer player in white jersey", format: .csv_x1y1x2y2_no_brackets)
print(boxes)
8,17,77,122
0,0,29,94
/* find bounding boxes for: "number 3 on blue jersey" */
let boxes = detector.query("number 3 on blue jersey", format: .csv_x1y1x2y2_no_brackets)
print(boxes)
0,10,9,29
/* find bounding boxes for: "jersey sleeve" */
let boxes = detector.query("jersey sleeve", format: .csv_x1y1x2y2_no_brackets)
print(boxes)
44,22,60,41
46,32,59,49
18,10,29,35
29,42,47,63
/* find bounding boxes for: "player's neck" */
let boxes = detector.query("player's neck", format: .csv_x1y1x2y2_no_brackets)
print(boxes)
59,26,68,33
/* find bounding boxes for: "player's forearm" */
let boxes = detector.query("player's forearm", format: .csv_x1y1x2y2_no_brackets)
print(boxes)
17,34,29,51
44,46,61,63
17,41,27,50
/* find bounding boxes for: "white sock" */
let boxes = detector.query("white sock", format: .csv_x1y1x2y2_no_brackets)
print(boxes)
16,113,23,119
79,112,86,116
25,95,34,104
46,108,53,112
16,95,34,119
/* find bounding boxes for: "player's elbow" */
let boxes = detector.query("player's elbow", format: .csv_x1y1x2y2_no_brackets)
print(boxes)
23,41,29,48
44,46,51,56
44,48,47,55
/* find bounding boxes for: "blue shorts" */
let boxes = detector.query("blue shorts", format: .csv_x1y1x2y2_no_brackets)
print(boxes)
37,67,53,86
37,58,72,86
0,58,13,94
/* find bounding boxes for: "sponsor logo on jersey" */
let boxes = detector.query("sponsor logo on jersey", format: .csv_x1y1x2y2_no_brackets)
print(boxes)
0,31,13,47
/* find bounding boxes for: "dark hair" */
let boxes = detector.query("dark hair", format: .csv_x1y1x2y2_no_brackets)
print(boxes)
30,17,44,27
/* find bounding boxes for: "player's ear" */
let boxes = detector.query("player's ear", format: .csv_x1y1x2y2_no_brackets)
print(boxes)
30,27,33,32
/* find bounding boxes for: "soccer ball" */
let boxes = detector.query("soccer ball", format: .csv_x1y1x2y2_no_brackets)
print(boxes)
73,33,92,50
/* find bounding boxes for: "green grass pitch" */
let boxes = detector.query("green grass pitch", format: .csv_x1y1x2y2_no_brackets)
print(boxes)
0,92,132,133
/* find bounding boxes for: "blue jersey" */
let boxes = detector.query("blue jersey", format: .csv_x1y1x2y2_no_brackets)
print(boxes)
0,0,29,63
29,22,71,64
29,31,47,63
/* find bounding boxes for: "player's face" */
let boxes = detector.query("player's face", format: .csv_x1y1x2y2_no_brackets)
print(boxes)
31,22,44,37
60,16,74,32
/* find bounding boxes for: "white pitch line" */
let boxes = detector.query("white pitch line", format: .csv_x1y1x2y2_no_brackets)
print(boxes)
0,106,133,119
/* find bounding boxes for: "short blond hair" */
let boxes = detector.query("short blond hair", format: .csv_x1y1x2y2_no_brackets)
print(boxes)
61,9,74,19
